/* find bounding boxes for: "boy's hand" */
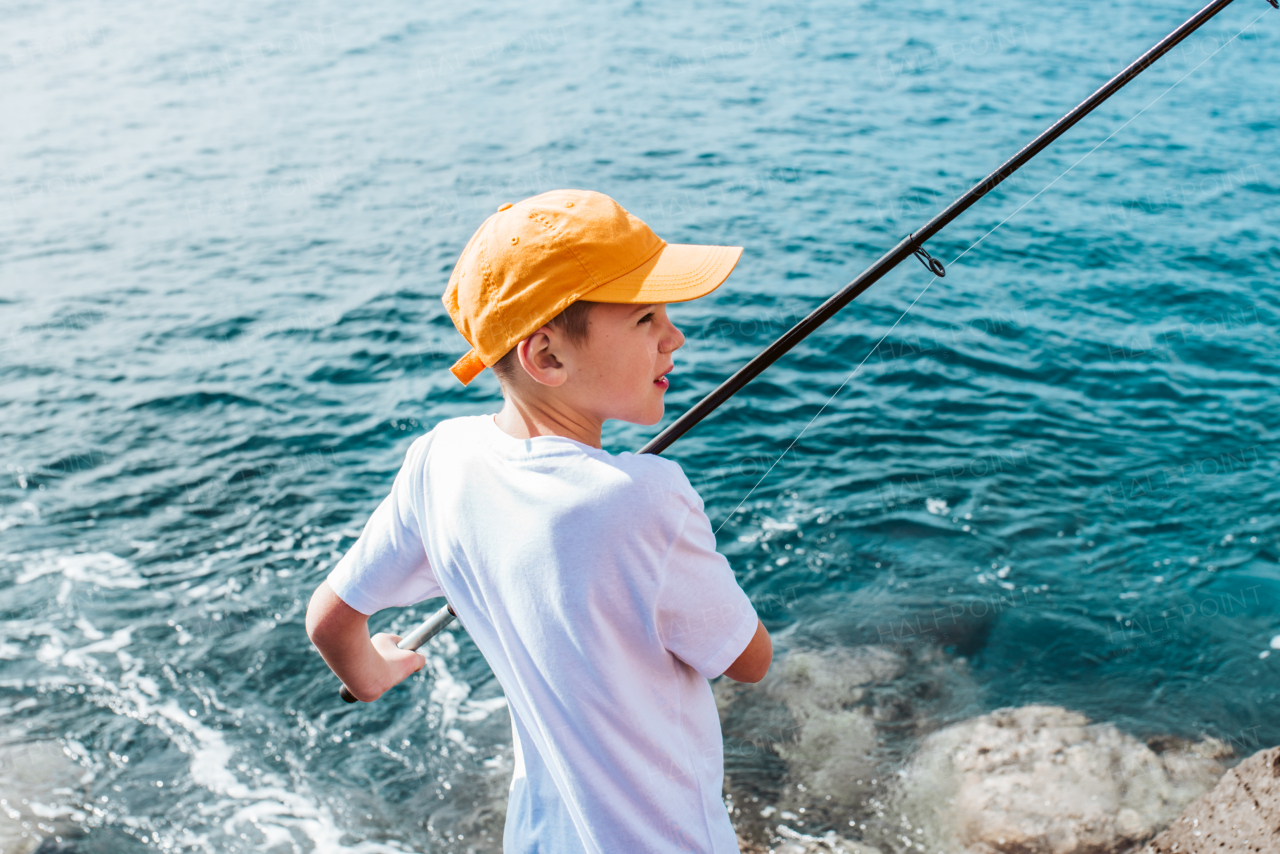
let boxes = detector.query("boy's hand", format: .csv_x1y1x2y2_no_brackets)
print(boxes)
307,581,427,702
368,633,427,697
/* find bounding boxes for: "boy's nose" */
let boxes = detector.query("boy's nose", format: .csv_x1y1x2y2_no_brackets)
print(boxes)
660,317,685,353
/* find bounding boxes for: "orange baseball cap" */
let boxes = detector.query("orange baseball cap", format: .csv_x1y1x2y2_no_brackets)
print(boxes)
442,189,742,385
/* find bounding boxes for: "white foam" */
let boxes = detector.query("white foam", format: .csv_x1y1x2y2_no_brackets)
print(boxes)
421,633,500,761
146,698,416,853
13,550,145,589
29,801,87,821
429,652,472,731
457,696,508,723
75,616,106,641
29,601,416,853
60,628,132,668
0,500,40,531
0,698,38,716
156,703,241,794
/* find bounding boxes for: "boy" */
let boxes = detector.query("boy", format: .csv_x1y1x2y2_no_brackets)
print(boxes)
306,189,771,853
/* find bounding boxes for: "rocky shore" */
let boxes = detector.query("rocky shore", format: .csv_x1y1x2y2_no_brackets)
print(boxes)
2,658,1276,854
737,721,1276,854
722,647,1276,854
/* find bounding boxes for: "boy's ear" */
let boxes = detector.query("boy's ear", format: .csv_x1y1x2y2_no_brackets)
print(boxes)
516,328,568,387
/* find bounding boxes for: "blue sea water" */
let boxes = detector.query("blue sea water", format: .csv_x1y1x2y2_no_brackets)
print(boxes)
2,0,1279,851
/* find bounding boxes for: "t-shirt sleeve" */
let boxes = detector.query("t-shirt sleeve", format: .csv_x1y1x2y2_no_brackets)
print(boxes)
325,437,444,616
655,504,759,680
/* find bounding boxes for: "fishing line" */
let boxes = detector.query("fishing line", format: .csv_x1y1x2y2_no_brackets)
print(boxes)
710,6,1273,533
337,0,1275,702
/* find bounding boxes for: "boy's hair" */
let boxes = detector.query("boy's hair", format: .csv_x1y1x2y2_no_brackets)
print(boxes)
490,300,598,385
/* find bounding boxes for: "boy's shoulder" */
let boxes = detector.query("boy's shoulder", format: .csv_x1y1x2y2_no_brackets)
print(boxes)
411,415,704,510
570,449,707,539
606,449,702,509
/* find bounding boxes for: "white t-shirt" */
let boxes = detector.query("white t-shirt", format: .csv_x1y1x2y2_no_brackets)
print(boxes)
326,414,758,854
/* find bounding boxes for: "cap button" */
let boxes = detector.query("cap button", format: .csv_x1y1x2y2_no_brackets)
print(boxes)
564,201,574,208
497,203,513,211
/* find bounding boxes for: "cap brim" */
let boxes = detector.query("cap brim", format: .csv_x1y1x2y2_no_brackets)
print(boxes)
582,243,742,304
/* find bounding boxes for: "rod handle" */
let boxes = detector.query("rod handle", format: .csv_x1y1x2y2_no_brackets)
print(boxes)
337,604,458,703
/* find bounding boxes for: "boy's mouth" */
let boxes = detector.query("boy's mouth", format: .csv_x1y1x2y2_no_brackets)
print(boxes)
654,368,672,390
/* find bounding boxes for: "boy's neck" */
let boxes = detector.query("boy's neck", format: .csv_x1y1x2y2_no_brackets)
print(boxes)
494,394,604,449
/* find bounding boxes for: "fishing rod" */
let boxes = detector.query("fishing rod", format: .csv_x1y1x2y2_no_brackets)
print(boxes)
338,0,1275,703
642,0,1274,454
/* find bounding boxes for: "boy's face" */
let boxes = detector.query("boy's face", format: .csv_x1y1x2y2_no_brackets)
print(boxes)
557,303,685,427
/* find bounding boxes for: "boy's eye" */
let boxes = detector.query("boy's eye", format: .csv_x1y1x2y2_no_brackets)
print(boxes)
638,312,654,324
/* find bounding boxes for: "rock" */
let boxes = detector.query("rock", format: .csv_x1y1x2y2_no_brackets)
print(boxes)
0,740,90,854
1135,745,1280,854
891,705,1229,854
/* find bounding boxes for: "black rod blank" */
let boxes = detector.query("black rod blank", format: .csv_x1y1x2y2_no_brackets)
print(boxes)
640,0,1251,456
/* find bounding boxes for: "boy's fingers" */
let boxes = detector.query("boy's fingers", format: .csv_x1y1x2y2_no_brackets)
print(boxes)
394,650,425,683
369,633,425,680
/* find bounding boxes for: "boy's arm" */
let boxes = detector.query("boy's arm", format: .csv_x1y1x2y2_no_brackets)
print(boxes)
305,581,426,702
722,619,772,683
